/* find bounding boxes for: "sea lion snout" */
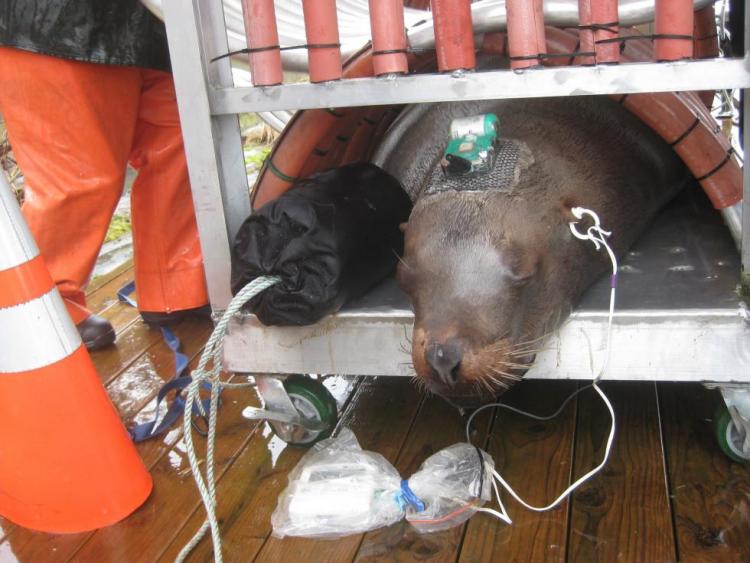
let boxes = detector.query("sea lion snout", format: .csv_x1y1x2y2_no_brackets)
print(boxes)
425,339,464,387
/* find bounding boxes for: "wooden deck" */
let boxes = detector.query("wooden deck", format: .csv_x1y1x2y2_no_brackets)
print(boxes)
1,261,749,562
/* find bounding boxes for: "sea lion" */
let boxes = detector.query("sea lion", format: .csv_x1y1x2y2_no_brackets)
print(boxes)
373,96,691,407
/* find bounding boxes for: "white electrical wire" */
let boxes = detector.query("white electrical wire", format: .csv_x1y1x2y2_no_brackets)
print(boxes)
466,207,619,526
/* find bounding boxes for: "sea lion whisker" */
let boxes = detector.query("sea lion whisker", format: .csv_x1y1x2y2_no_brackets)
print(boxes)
509,333,552,348
489,367,522,381
392,248,411,271
482,378,496,394
485,374,509,390
499,362,532,370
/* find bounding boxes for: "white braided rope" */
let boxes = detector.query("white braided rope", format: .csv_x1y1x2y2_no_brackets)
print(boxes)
176,276,281,563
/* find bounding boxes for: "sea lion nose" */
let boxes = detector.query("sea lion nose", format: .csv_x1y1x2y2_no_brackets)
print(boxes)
425,340,463,387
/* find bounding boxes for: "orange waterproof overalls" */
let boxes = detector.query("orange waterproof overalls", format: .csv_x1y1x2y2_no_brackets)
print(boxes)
0,47,208,323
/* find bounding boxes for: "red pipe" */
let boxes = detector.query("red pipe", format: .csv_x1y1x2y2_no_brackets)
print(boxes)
431,0,476,72
506,0,546,70
655,0,694,61
693,5,718,59
577,0,596,65
302,0,343,82
240,0,283,86
481,32,508,58
693,5,718,106
591,0,619,63
369,0,409,75
255,28,740,210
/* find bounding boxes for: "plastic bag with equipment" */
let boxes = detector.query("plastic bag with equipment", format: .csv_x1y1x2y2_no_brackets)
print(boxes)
231,163,412,326
271,428,403,538
406,443,494,533
271,428,493,538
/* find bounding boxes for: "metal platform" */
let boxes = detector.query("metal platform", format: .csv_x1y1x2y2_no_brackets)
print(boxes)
224,189,750,381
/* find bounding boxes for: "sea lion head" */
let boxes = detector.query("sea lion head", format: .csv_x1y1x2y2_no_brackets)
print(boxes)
397,185,573,408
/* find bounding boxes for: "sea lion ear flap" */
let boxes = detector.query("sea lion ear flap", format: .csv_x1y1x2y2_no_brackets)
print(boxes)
399,222,408,233
505,242,538,285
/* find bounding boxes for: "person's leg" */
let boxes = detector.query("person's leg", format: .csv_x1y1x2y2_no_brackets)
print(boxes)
128,69,209,320
0,47,141,348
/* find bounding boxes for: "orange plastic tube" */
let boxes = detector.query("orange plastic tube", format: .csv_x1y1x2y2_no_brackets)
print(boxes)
506,0,546,69
694,5,718,59
591,0,619,63
340,108,382,164
254,27,741,211
252,55,375,208
693,5,718,107
241,0,283,86
576,0,597,65
302,0,343,82
431,0,476,72
655,0,694,61
550,27,740,208
369,0,409,75
481,32,508,57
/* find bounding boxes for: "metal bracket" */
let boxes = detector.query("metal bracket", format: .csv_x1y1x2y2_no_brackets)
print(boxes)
241,375,328,435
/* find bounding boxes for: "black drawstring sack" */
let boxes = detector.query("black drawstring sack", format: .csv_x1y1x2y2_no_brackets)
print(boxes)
231,163,412,326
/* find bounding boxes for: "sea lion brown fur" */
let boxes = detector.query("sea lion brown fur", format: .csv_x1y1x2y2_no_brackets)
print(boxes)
374,96,691,407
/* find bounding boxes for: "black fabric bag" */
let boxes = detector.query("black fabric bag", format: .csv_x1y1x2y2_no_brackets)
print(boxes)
231,163,412,326
0,0,171,71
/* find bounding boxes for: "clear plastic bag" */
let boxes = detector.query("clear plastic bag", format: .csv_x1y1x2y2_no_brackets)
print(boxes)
271,428,493,538
406,443,494,533
271,429,403,538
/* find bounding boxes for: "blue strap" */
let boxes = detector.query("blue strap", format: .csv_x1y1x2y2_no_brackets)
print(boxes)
117,280,138,308
396,479,425,512
117,282,218,442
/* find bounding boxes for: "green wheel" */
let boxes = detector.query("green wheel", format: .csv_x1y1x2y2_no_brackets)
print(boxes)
714,405,750,464
270,375,338,446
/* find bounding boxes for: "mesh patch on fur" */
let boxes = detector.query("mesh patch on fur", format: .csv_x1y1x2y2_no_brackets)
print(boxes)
425,139,521,196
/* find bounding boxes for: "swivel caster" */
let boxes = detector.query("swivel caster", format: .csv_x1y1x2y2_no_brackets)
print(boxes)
706,384,750,464
242,374,338,447
714,404,750,464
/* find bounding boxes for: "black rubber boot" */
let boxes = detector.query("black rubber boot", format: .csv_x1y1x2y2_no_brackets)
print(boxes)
76,314,116,351
140,305,212,327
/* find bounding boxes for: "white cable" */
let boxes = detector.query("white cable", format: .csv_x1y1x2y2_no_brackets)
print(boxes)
467,207,618,525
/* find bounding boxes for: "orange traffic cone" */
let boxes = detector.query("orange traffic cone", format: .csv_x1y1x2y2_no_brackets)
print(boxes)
0,175,152,533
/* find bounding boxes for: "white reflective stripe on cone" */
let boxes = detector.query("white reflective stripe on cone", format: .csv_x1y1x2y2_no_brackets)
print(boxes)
0,289,82,373
0,175,40,271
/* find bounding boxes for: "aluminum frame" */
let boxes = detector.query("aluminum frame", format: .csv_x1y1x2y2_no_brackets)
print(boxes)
222,308,750,381
163,0,749,383
211,58,750,114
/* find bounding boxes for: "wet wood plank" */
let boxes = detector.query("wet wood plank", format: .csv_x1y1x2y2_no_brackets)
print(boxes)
69,377,260,562
89,321,164,386
87,259,134,294
567,382,676,563
156,375,361,563
254,377,424,563
85,263,135,314
354,391,493,563
106,319,212,422
0,319,213,562
659,383,750,562
459,380,578,563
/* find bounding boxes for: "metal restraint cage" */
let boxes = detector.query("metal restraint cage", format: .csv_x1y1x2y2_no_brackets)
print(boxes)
161,0,750,383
